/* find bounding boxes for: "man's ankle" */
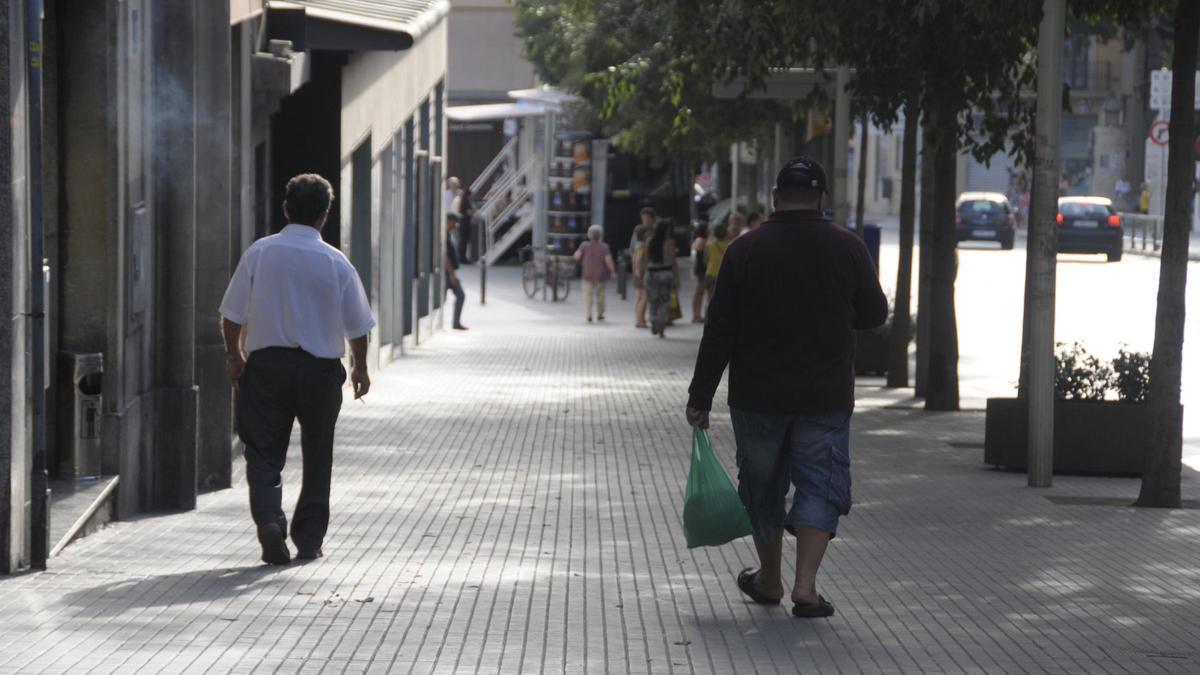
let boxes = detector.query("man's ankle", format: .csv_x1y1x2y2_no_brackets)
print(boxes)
755,570,785,596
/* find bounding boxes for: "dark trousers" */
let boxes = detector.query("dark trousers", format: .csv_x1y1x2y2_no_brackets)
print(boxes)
236,347,345,550
447,273,465,326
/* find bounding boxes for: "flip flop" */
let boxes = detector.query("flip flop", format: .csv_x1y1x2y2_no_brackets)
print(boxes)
791,595,835,618
736,568,781,605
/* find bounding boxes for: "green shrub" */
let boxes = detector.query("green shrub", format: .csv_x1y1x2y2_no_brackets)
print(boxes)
1054,342,1110,401
1051,342,1151,402
1109,346,1151,403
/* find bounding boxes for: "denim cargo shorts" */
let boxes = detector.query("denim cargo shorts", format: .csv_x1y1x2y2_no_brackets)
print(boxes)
730,407,853,541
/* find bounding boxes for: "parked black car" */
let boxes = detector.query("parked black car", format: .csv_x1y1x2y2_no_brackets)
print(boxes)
1057,196,1123,262
956,192,1016,249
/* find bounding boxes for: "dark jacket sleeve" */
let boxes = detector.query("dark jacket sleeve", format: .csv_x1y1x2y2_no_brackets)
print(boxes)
850,238,889,330
687,249,738,411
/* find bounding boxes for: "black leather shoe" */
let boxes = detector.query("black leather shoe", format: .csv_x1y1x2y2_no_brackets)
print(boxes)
295,547,323,561
258,524,291,565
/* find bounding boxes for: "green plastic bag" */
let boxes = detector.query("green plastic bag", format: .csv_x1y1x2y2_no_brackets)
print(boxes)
683,426,754,548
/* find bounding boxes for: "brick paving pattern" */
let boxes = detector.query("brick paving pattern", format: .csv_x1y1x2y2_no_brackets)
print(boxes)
1,267,1198,674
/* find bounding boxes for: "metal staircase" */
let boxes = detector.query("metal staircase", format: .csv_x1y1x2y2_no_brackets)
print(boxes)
471,137,539,266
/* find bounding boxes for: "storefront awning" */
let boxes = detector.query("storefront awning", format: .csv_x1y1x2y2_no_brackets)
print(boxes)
262,0,449,51
507,86,582,108
446,102,549,123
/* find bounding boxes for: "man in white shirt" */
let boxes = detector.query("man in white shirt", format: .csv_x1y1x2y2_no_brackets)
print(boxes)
219,173,375,565
443,175,461,220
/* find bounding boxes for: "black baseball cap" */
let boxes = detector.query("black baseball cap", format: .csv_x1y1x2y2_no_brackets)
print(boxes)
774,156,828,194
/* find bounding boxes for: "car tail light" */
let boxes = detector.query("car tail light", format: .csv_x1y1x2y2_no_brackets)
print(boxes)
1056,213,1064,225
1107,214,1120,227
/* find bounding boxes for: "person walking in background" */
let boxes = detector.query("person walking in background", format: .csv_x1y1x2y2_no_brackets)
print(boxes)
631,206,657,250
686,157,887,618
632,211,654,329
445,213,468,331
703,223,730,309
220,173,375,565
1139,182,1151,214
728,211,747,239
574,225,617,322
742,211,763,236
644,219,679,337
690,223,709,323
452,187,475,264
443,176,461,221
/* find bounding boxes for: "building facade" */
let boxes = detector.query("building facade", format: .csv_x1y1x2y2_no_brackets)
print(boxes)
1,0,449,573
844,30,1160,220
445,0,535,187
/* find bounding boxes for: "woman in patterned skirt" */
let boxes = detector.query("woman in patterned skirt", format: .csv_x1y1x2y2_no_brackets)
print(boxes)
644,219,679,338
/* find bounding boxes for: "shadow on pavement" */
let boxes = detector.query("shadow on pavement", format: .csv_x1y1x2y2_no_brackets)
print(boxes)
59,564,286,616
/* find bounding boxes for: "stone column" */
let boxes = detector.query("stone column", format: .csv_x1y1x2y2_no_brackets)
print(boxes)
0,0,33,573
194,1,232,493
150,0,198,510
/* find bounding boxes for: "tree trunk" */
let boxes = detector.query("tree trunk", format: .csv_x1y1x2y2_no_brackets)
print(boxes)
1017,148,1040,398
1136,0,1197,509
915,121,935,398
855,110,869,237
1017,177,1035,399
924,108,960,411
1025,0,1065,488
748,151,760,212
887,105,918,388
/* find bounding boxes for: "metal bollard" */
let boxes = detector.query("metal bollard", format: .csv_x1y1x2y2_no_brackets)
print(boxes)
480,261,487,305
617,252,629,300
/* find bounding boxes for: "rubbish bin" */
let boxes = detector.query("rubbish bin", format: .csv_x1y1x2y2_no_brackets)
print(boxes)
850,222,882,273
616,250,630,299
862,222,881,272
61,352,103,480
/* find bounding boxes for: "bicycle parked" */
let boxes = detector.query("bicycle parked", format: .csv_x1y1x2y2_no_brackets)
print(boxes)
519,247,572,301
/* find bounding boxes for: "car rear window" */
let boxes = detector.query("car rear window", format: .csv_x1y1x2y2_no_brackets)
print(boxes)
1060,202,1112,218
959,200,1007,214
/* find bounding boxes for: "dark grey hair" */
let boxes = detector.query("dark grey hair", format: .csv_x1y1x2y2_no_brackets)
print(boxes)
285,174,334,226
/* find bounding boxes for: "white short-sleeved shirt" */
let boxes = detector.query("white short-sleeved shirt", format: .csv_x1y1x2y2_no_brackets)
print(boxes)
219,224,376,359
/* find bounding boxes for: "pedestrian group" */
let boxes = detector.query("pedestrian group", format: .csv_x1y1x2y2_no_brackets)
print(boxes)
220,156,887,622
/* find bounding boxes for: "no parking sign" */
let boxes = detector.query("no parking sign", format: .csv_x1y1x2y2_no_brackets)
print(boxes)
1149,119,1170,146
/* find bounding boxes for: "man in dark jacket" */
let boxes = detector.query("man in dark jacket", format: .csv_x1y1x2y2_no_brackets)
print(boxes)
686,157,888,618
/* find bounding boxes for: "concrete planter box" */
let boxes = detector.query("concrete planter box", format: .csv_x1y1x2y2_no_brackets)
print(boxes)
855,328,889,376
983,398,1170,476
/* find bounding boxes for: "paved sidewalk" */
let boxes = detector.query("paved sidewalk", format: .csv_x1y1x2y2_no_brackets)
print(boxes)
2,266,1198,674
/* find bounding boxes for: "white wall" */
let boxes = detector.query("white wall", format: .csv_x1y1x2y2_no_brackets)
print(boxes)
228,0,263,25
340,18,451,362
341,19,448,162
447,0,535,102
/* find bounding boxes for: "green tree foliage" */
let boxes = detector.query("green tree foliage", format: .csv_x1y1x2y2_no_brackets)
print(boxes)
516,0,1179,422
513,0,798,162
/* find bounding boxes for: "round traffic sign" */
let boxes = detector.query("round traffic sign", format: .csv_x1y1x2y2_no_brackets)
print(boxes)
1149,119,1170,146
